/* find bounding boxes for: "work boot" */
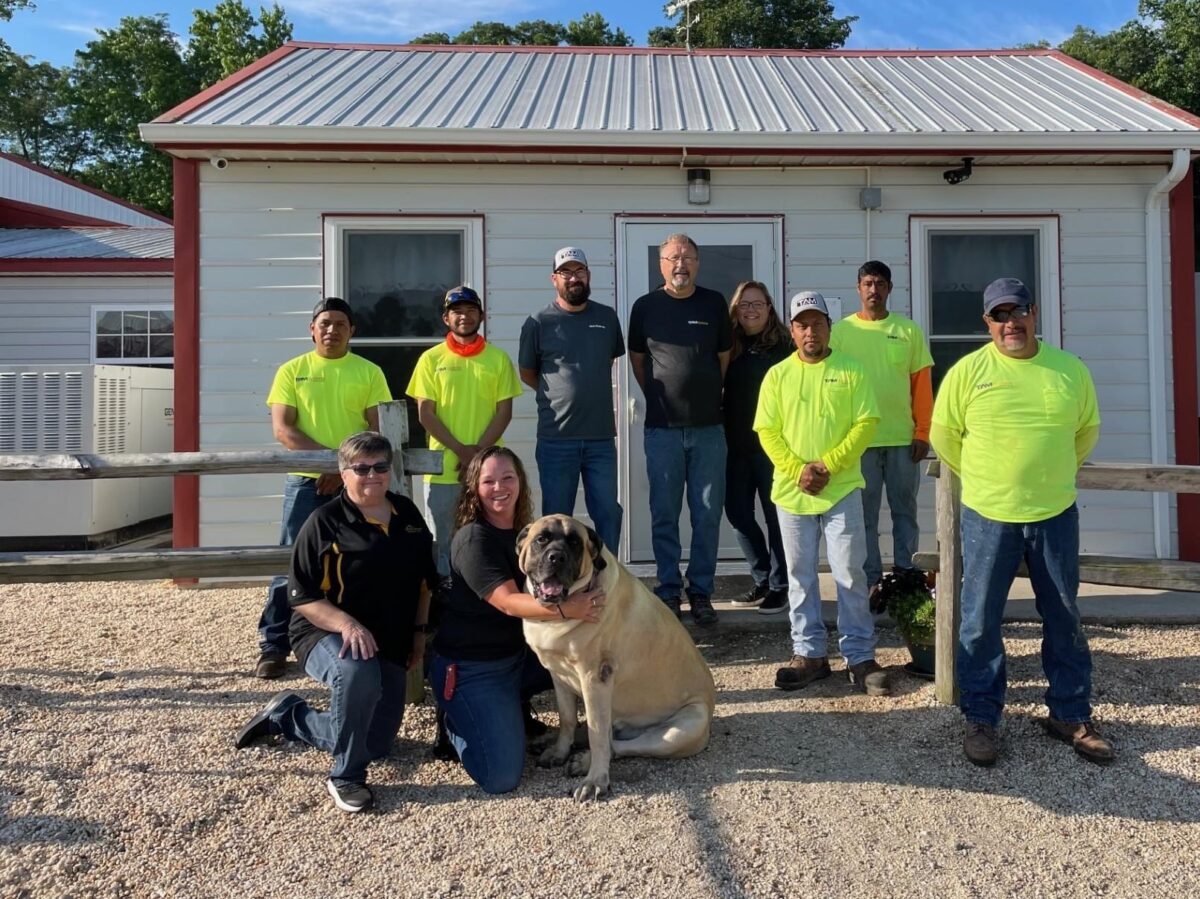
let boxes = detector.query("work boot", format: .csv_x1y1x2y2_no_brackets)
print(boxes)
688,594,719,628
730,583,767,607
962,721,998,767
253,651,287,680
846,659,892,696
1041,718,1114,765
660,594,683,620
774,655,831,691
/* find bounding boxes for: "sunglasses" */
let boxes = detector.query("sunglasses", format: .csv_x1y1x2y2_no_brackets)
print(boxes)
987,305,1034,323
346,462,390,477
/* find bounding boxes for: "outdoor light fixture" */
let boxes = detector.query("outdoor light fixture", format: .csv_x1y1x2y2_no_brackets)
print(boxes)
687,168,711,205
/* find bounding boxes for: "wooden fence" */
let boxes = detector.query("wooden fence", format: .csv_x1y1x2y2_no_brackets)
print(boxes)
0,399,441,584
914,460,1200,704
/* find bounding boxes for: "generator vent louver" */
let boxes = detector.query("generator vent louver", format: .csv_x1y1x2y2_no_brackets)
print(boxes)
95,376,128,454
0,369,88,452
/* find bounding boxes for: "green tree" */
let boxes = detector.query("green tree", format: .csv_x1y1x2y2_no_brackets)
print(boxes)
0,0,32,21
409,32,451,45
414,12,629,47
565,13,634,47
0,44,86,171
188,0,292,87
648,0,855,49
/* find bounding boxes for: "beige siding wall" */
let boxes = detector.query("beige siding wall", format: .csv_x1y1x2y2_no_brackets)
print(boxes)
197,162,1172,557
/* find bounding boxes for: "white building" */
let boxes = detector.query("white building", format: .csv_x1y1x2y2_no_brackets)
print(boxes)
140,44,1200,563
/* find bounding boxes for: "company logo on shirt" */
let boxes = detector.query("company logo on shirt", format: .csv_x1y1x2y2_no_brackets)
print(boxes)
588,324,608,330
823,377,842,385
688,320,710,326
887,334,905,342
295,375,325,383
405,525,424,533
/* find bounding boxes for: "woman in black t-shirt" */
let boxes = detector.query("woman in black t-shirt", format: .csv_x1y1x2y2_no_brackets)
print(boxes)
430,446,603,794
724,281,795,616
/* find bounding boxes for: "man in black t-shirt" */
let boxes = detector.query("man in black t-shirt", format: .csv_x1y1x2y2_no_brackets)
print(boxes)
628,233,732,627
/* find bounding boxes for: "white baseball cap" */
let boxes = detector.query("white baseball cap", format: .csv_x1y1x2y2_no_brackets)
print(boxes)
789,291,830,319
553,246,588,270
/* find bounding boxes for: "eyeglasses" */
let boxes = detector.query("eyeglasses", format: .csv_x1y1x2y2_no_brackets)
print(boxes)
986,305,1034,323
555,268,589,280
661,255,699,265
738,301,769,311
346,462,390,477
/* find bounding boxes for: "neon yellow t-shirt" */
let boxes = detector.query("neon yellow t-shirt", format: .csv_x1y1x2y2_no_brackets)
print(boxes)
405,342,523,485
830,312,933,447
266,351,392,478
753,351,879,515
930,341,1100,523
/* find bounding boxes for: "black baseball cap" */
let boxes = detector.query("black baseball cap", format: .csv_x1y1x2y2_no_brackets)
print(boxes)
312,296,354,324
443,285,483,311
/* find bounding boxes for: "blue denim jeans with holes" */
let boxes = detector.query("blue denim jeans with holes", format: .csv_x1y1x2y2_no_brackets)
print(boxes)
536,438,623,555
258,475,333,655
958,503,1092,727
270,632,407,786
644,425,726,601
859,445,922,585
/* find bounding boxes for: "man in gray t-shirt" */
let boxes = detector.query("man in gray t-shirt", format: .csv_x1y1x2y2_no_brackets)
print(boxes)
519,246,626,553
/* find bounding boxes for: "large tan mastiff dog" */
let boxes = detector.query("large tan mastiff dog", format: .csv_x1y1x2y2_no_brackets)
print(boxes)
518,514,716,801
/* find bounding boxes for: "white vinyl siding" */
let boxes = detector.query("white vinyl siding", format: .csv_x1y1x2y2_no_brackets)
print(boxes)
195,161,1172,557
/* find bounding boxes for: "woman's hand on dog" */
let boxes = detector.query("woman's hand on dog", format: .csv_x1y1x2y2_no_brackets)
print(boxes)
563,588,606,623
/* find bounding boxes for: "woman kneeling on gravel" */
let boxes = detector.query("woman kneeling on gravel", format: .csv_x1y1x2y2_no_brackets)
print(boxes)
429,446,603,794
235,431,437,813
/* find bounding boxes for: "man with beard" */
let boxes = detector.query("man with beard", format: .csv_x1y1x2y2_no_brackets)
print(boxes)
407,285,523,579
518,247,626,553
628,233,732,627
931,278,1109,767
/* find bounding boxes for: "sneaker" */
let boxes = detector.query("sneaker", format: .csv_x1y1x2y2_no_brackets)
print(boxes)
757,589,788,615
234,690,300,749
1041,718,1114,765
962,721,998,767
254,651,287,679
774,655,831,691
846,659,892,696
660,594,683,620
730,583,768,607
326,779,374,813
688,594,719,627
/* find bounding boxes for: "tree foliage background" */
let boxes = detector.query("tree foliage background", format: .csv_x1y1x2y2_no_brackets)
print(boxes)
0,0,292,217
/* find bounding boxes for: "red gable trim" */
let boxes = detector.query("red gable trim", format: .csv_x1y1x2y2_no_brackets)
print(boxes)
154,43,301,124
0,197,120,228
0,151,174,224
1052,51,1200,130
0,259,172,273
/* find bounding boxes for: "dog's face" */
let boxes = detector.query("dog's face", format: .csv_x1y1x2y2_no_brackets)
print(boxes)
517,515,606,607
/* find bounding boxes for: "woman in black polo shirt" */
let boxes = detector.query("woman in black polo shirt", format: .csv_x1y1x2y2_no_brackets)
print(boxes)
430,445,602,794
234,431,436,814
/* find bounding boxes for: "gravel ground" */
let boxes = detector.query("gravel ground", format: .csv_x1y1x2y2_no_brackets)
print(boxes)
1,580,1198,899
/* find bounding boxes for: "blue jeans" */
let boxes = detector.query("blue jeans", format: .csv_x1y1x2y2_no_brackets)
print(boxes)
958,504,1092,727
777,490,876,666
424,481,461,578
860,445,922,585
270,633,407,786
724,447,787,592
429,649,553,794
258,475,333,655
536,438,623,555
644,425,726,600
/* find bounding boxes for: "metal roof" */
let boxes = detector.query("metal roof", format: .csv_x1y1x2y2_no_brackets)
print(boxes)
0,228,174,260
141,45,1200,156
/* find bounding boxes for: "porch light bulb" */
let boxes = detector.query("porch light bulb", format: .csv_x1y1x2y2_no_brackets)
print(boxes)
687,168,711,205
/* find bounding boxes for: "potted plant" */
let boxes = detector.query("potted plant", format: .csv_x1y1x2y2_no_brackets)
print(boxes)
870,567,936,677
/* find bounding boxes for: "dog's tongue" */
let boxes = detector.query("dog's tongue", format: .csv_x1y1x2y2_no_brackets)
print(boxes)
539,579,564,598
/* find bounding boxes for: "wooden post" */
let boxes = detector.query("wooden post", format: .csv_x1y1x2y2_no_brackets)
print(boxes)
934,465,962,705
378,400,411,498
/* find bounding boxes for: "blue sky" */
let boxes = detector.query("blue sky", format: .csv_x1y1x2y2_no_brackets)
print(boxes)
2,0,1142,67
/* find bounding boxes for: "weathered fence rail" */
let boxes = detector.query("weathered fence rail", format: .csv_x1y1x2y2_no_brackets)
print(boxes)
0,399,440,584
922,458,1200,704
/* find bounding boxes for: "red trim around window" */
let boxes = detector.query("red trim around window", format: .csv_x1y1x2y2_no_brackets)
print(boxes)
173,159,200,553
1169,166,1199,560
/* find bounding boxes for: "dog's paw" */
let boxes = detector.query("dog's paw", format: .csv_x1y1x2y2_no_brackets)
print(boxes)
573,775,610,802
537,744,571,768
566,750,591,777
527,729,558,754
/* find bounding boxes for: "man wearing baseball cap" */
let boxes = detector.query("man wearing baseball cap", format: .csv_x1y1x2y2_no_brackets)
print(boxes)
754,291,889,695
407,285,522,578
254,297,392,679
518,247,626,553
931,277,1109,767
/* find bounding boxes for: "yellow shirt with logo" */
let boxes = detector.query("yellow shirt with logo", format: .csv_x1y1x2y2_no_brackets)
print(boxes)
266,351,393,478
930,341,1100,523
405,342,523,484
830,312,933,447
753,351,880,515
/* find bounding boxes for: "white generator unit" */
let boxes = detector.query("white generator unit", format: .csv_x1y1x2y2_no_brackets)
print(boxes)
0,364,174,547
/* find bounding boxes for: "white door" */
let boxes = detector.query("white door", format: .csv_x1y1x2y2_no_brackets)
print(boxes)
616,218,784,563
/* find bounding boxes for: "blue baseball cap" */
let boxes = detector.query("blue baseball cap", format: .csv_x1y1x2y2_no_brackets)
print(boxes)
983,278,1032,315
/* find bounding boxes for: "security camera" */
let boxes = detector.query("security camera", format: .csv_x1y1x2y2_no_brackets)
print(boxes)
210,156,229,170
942,156,973,185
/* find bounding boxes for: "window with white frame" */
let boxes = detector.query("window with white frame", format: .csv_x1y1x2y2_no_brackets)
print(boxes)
92,305,174,364
910,217,1060,389
323,215,485,441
